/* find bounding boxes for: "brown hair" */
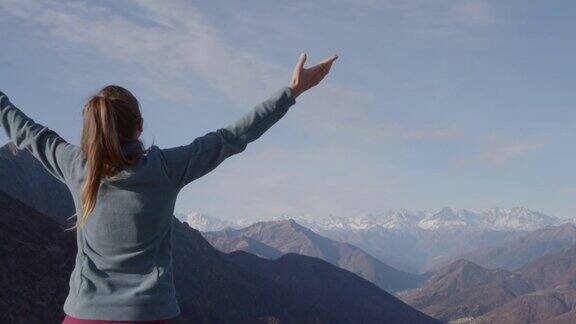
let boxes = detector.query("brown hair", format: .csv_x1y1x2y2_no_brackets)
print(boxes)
73,85,143,230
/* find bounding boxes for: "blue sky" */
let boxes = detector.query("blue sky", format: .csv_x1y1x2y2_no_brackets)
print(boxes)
1,0,575,220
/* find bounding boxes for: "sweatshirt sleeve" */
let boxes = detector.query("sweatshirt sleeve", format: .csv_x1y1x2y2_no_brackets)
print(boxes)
0,90,79,184
160,86,297,189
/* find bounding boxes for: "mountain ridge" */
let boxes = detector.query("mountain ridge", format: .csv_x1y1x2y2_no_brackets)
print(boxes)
203,219,423,292
458,223,576,271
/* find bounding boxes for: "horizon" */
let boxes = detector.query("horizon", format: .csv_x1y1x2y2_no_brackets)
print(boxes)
177,204,569,224
1,0,575,220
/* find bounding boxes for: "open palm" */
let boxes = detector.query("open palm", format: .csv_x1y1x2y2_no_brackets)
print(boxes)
289,53,338,98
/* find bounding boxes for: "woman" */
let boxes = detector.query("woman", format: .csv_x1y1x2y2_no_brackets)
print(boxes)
0,52,338,323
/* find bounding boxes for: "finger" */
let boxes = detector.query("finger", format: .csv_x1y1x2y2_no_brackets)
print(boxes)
318,54,339,66
291,53,307,83
296,53,307,72
315,56,337,76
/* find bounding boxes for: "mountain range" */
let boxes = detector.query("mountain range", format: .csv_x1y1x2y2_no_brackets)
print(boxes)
183,207,565,274
183,207,562,234
279,207,561,233
203,219,423,292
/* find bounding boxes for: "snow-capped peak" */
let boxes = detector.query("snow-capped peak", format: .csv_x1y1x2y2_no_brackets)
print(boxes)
417,208,481,230
481,207,560,231
277,207,561,233
176,212,239,232
178,206,562,234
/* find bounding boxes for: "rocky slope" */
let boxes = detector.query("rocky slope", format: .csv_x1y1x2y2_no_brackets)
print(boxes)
0,190,76,323
517,245,576,291
474,245,576,323
474,289,576,324
229,251,438,324
404,243,576,323
401,259,533,321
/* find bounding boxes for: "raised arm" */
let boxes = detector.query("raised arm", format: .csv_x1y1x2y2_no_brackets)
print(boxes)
160,52,338,189
0,91,79,184
160,86,295,189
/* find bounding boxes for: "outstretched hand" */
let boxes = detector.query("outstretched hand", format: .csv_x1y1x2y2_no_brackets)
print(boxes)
289,53,338,98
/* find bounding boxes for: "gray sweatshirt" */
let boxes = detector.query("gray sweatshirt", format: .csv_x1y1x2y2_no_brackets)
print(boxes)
0,86,296,320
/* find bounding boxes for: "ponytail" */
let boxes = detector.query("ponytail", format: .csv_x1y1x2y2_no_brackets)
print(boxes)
71,85,142,230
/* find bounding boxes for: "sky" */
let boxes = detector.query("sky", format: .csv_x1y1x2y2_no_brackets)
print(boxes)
1,0,575,220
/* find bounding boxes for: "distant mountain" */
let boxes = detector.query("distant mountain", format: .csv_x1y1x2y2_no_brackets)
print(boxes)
482,207,561,232
282,206,561,233
204,219,423,292
400,259,533,321
175,201,564,274
275,207,562,274
175,211,239,232
320,222,525,274
459,223,576,271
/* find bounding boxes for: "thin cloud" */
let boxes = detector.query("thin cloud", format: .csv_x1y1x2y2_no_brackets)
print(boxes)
463,136,546,166
0,0,286,103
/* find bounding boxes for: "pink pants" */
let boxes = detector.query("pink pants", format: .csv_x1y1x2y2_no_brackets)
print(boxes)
62,315,170,324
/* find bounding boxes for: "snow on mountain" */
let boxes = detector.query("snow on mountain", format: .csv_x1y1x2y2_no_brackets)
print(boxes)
272,210,428,232
273,213,384,232
176,212,246,232
279,207,562,233
482,207,560,231
178,206,563,234
417,207,482,230
177,207,565,274
381,210,427,231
